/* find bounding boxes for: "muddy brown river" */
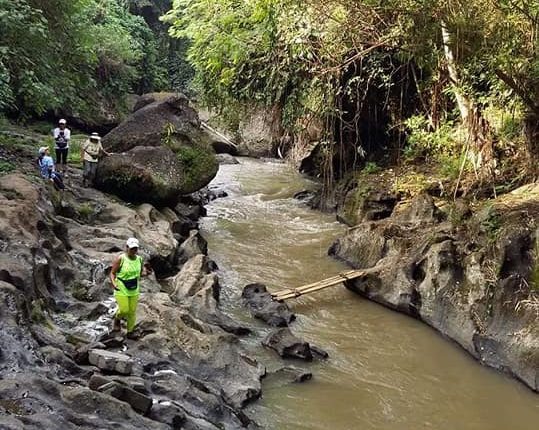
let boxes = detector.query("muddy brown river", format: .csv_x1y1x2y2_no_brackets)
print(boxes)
200,158,539,430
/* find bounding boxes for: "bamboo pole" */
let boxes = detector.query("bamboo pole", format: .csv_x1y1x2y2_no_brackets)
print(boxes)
271,269,367,301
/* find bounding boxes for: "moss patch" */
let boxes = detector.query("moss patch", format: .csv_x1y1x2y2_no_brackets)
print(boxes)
531,238,539,291
342,183,371,225
30,299,48,324
176,145,218,193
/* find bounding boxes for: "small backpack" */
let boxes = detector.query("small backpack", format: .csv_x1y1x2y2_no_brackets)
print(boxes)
56,131,68,148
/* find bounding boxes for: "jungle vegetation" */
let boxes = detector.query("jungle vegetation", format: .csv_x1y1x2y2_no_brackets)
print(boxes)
1,0,537,193
0,0,186,123
165,0,539,191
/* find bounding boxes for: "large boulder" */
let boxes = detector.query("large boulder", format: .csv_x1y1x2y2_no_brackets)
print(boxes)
98,93,218,205
103,93,203,152
95,146,216,205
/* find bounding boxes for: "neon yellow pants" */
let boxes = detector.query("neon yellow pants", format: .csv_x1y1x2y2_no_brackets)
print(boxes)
114,294,139,332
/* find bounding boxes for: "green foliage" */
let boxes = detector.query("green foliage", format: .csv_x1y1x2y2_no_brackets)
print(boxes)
164,0,342,129
30,298,48,324
403,114,469,181
162,122,176,148
0,0,168,118
531,236,539,291
77,202,94,221
497,114,524,143
0,160,15,175
165,0,539,183
437,152,466,181
446,203,466,227
480,205,503,242
404,115,458,160
363,162,381,175
68,135,85,167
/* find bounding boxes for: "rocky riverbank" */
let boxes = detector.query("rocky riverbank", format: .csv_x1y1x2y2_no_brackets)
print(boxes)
0,130,265,429
329,182,539,392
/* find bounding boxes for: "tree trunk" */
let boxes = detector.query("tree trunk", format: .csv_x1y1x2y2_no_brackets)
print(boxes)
524,112,539,176
441,21,471,124
441,20,493,174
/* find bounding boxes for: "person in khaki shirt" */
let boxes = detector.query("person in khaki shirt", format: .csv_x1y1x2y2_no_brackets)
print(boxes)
80,132,110,187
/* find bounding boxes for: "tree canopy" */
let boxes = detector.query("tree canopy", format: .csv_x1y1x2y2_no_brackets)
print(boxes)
166,0,539,177
0,0,169,119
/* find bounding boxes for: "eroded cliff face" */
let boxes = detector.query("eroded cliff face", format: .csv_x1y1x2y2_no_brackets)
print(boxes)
330,187,539,391
0,167,262,429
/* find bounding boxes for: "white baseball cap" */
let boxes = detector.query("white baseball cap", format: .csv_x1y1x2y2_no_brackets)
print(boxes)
38,146,49,154
59,119,67,124
126,237,139,249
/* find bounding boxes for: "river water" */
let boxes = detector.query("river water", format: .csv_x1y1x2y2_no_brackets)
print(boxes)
200,158,539,430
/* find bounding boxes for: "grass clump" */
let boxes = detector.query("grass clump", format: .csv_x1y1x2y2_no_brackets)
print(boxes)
77,202,94,222
30,299,48,324
479,204,503,242
363,161,381,174
0,160,15,175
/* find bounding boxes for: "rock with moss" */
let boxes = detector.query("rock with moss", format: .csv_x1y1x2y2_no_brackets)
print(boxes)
98,93,218,204
95,146,216,206
102,92,205,153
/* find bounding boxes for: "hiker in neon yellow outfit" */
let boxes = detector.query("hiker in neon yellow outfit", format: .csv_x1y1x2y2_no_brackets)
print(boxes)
109,237,152,334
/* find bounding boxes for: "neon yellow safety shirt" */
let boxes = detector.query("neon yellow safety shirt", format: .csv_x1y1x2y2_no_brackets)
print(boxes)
115,254,142,297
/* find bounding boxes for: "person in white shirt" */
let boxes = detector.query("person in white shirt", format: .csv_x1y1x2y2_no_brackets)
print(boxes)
52,118,71,174
80,132,110,187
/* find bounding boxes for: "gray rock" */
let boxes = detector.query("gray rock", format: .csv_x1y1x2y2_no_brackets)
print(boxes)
96,146,208,206
148,402,187,429
171,254,218,302
335,183,539,392
0,170,265,428
272,366,313,384
89,374,152,414
216,153,239,165
103,93,202,153
263,328,314,361
97,93,218,203
73,342,107,365
174,202,206,221
176,230,208,266
393,192,444,224
88,349,134,375
242,283,295,327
